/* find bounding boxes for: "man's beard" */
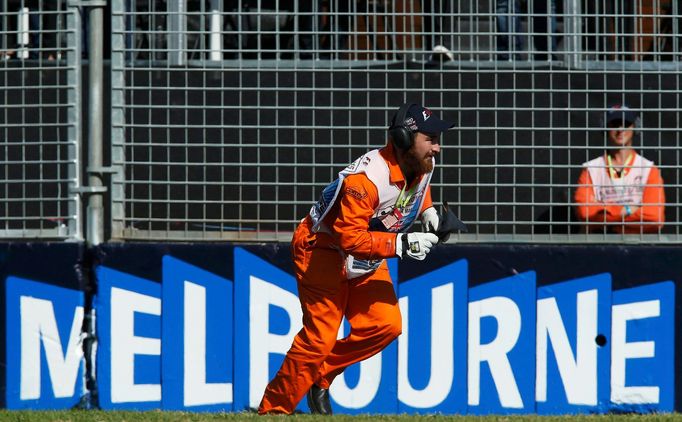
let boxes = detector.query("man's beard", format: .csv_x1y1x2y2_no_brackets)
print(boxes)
403,148,433,175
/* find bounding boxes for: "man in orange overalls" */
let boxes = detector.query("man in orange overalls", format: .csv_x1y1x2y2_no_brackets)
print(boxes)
258,103,454,414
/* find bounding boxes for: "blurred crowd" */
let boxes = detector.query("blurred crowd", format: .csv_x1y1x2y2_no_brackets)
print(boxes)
0,0,676,62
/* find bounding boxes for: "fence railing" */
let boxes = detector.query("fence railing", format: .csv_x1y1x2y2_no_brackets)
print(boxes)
2,0,681,242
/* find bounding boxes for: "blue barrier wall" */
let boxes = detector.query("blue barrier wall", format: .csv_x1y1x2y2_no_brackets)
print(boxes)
0,243,85,409
1,242,678,413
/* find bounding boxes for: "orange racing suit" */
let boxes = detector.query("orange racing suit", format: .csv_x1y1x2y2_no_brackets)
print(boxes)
258,143,433,414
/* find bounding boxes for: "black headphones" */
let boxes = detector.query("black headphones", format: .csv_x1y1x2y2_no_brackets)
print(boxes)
389,103,417,150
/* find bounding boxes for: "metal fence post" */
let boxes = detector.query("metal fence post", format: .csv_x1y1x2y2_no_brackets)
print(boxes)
110,0,126,239
73,0,107,245
564,0,583,68
209,0,223,61
168,0,187,65
66,0,84,240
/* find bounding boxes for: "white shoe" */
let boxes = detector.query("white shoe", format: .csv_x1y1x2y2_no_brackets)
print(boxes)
431,45,454,62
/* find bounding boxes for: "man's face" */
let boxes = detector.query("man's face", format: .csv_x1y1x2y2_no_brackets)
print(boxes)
607,120,635,147
405,132,441,174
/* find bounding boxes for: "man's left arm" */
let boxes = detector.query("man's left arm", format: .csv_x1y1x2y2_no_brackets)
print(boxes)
419,185,439,232
420,185,433,213
623,165,665,231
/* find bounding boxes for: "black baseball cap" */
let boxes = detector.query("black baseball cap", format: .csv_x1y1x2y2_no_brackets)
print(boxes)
605,104,638,127
401,104,455,134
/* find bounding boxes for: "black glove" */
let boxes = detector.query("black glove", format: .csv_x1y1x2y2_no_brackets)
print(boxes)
435,202,468,241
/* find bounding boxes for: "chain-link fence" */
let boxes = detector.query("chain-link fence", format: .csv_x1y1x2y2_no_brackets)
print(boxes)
0,0,82,239
2,0,681,242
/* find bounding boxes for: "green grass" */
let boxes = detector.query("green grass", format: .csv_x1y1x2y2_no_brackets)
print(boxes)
0,412,681,422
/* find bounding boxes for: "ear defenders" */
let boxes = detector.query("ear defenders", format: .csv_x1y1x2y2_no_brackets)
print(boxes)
389,103,417,150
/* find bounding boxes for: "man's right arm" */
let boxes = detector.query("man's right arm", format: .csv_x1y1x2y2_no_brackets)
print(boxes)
574,168,607,222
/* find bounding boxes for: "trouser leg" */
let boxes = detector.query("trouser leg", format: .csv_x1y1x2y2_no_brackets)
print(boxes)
315,262,402,388
258,235,347,414
496,0,522,59
532,0,557,60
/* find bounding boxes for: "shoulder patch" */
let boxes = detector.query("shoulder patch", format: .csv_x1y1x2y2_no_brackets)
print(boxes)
345,159,360,172
345,185,368,201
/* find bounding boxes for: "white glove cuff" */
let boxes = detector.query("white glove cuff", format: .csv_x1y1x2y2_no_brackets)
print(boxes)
395,233,404,258
421,206,439,232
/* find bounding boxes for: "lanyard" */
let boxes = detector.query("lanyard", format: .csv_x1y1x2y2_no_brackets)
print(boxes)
606,152,634,180
395,183,417,210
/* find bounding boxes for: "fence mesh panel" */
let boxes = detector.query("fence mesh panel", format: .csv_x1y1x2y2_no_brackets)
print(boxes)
5,1,678,242
93,0,682,242
0,0,81,239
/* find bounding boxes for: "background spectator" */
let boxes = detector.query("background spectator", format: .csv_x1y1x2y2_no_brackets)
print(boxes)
496,0,559,60
423,0,456,62
574,104,665,234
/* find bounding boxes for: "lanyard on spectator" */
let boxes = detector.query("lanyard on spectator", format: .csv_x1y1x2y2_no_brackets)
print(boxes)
607,152,635,180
